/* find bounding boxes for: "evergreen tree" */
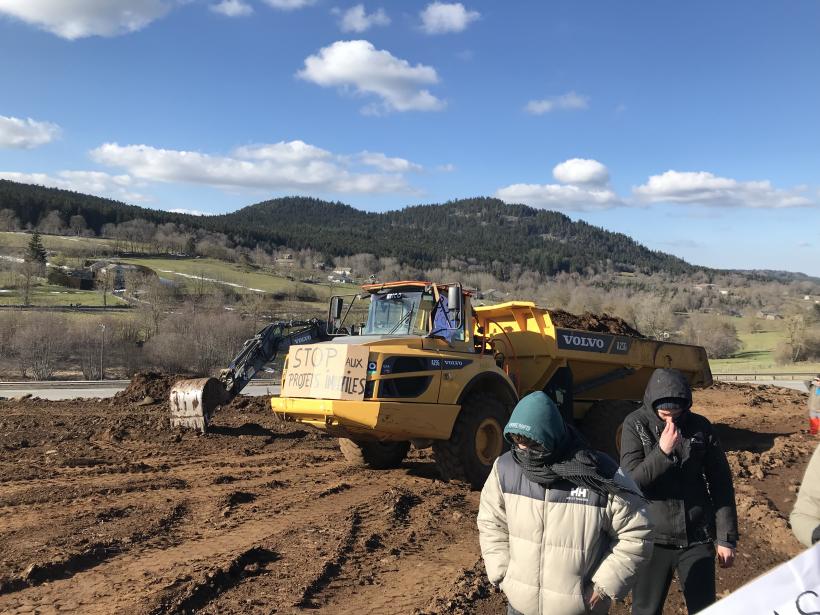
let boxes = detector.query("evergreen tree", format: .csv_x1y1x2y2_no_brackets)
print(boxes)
26,231,47,266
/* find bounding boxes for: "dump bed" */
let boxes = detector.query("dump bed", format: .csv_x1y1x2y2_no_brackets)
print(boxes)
474,301,712,404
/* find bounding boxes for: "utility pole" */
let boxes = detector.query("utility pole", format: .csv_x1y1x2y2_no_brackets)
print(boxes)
99,323,106,380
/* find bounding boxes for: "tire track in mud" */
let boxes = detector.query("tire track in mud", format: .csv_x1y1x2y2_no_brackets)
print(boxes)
0,472,396,614
0,503,189,596
188,482,483,615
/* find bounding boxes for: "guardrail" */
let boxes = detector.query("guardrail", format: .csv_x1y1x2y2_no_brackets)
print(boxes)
713,372,818,382
0,378,280,390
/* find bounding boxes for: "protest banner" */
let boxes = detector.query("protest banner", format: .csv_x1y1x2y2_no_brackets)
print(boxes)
282,343,369,401
701,544,820,615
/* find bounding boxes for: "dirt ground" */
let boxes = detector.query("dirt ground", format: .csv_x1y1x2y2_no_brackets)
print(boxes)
0,379,815,615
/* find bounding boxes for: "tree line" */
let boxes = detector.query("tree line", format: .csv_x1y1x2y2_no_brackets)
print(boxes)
0,180,694,278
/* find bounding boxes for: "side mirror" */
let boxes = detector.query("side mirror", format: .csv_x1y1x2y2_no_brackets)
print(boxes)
330,296,343,321
447,285,462,327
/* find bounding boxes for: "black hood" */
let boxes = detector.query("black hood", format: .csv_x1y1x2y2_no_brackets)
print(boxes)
641,368,692,422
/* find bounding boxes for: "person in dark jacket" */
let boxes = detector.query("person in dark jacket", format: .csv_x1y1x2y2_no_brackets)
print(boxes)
620,368,738,615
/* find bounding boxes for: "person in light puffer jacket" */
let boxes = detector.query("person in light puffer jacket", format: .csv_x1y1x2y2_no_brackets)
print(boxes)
478,392,653,615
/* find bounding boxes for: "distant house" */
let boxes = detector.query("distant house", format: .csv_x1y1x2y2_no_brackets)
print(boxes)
328,273,354,284
756,309,783,321
693,283,718,292
48,267,94,290
87,261,155,291
476,289,508,301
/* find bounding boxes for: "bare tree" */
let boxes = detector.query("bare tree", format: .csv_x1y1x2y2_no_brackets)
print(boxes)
16,260,42,306
682,314,741,359
12,313,70,379
633,295,679,340
96,267,115,308
69,318,112,379
37,210,65,235
0,208,20,231
145,307,254,375
69,214,88,236
785,314,807,362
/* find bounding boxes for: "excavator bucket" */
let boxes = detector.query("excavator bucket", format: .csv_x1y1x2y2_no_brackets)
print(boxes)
169,377,226,433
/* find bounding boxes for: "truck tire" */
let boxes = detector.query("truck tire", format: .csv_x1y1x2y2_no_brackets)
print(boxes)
338,438,410,470
433,392,510,490
577,399,640,460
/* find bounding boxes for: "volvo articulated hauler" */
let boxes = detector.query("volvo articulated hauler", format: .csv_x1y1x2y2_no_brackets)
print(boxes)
270,281,712,488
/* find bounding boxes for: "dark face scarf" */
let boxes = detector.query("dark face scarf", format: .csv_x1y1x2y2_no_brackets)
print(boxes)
511,426,641,499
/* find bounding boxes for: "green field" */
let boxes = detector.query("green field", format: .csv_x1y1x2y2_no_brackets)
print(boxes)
0,284,127,307
0,231,124,253
711,323,820,373
0,232,343,309
115,256,338,300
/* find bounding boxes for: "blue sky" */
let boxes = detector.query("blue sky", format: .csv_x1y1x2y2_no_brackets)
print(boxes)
0,0,819,275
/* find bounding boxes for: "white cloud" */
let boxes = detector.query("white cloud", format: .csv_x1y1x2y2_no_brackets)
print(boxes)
211,0,253,17
496,158,621,211
232,140,333,163
356,151,422,173
525,92,589,115
552,158,609,186
297,40,445,114
339,4,389,33
436,163,456,172
0,115,61,149
169,208,209,216
0,0,172,39
90,140,416,194
0,170,149,202
420,2,479,34
496,183,621,212
262,0,316,9
634,170,814,209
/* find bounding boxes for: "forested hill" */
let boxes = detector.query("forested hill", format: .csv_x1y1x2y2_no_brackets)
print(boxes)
0,179,692,276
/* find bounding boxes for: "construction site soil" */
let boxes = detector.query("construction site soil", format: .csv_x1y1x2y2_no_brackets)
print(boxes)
0,378,815,614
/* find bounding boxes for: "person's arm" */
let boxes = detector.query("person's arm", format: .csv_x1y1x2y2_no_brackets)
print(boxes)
791,445,820,548
590,487,654,600
619,416,676,490
477,462,509,585
702,422,739,549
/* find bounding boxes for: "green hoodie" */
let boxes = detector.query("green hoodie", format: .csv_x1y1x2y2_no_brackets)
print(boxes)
503,391,567,454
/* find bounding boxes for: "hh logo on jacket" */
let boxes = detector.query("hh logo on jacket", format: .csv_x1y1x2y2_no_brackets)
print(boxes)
547,481,607,507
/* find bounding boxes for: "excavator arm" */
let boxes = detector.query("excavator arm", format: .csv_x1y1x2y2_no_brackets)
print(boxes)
169,319,329,432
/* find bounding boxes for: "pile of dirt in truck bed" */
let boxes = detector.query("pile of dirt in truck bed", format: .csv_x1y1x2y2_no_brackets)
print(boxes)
113,371,191,403
0,382,814,614
548,309,645,338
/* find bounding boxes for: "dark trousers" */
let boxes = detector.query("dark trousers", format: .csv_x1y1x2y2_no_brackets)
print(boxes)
632,542,716,615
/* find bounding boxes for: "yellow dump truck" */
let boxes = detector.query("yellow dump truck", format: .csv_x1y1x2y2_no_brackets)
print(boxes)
270,281,712,488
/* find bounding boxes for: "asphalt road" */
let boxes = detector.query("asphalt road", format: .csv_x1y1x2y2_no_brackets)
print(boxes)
0,382,281,400
0,379,810,400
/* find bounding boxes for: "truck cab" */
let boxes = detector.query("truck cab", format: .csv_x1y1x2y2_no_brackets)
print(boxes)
272,281,517,487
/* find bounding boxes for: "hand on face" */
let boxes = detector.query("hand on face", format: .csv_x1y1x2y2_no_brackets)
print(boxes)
659,420,682,455
657,407,684,422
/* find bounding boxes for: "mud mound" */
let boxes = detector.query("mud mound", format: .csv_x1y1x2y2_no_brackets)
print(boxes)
115,372,190,403
548,309,644,337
